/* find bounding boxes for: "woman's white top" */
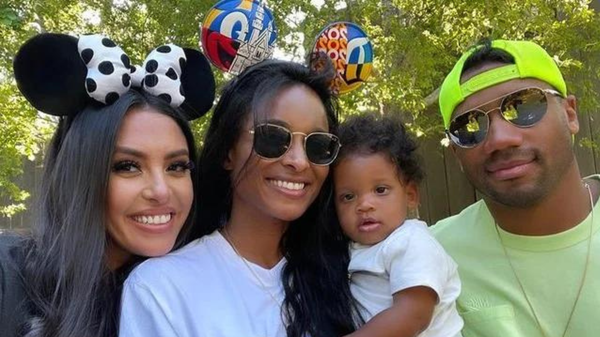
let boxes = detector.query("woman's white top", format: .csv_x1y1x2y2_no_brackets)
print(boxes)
119,230,287,337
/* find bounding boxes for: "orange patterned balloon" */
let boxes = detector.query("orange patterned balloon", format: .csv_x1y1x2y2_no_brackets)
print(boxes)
311,22,373,94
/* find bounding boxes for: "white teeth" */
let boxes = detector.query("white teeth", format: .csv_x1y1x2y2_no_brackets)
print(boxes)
133,214,172,225
270,179,305,191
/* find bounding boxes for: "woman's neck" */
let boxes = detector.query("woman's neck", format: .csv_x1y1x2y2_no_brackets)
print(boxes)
224,207,288,269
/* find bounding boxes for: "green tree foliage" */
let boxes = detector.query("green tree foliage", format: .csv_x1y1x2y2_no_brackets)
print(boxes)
275,0,600,137
1,0,599,216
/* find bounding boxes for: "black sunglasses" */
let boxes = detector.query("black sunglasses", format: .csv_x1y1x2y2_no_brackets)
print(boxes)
249,123,341,166
447,87,563,148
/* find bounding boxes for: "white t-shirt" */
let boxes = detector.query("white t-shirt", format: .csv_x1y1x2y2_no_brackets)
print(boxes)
119,230,287,337
349,219,463,337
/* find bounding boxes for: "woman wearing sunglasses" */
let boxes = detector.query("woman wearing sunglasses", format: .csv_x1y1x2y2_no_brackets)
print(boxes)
120,59,359,337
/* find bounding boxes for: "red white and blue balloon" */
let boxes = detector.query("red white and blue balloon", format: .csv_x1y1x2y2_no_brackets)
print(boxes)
201,0,277,75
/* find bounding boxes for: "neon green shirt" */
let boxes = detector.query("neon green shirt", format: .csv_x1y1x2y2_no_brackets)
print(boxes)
432,176,600,337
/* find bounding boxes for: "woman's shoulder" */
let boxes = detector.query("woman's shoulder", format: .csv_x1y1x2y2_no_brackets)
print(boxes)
0,231,26,246
125,230,227,287
0,233,27,270
0,232,30,337
0,233,29,285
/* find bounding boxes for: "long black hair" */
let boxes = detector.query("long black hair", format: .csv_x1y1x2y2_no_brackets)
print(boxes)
194,59,359,337
21,90,197,337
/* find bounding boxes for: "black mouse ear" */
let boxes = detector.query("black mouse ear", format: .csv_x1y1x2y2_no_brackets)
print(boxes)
13,33,89,117
14,33,134,116
179,48,216,120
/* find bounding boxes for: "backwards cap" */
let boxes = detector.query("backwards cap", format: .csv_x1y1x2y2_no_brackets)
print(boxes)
438,40,567,128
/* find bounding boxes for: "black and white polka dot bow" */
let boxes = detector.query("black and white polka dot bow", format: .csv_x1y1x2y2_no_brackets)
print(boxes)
78,34,187,107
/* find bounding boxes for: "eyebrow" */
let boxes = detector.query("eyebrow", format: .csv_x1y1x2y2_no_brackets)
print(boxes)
264,119,328,133
114,146,189,160
264,119,289,128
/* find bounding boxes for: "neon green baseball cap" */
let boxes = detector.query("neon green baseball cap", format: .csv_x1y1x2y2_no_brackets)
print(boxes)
439,40,567,129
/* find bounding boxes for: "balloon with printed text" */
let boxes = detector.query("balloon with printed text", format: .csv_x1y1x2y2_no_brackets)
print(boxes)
200,0,277,75
311,22,374,94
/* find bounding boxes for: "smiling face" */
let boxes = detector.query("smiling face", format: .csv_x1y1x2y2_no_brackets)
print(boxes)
451,63,579,208
106,107,193,268
224,85,330,225
334,153,418,245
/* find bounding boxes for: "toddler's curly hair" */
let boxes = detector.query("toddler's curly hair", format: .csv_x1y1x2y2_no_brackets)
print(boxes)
335,113,424,184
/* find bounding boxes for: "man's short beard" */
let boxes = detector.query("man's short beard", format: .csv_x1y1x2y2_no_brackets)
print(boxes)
480,178,553,208
471,149,574,209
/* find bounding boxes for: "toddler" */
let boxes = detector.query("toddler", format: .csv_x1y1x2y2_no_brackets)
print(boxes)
333,114,463,337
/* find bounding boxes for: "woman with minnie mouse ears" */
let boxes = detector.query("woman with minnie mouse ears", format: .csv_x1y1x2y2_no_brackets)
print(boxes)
0,32,215,337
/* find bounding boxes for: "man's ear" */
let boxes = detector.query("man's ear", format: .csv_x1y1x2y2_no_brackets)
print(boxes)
449,144,464,172
564,94,579,136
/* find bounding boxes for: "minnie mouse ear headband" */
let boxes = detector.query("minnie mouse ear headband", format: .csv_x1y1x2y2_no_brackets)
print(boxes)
200,0,277,75
13,33,216,120
309,22,374,94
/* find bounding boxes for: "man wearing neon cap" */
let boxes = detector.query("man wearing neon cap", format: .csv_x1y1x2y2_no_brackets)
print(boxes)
432,39,600,337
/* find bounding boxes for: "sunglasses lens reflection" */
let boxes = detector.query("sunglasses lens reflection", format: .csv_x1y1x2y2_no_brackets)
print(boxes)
501,88,547,126
254,124,291,158
449,88,549,147
449,110,489,148
306,133,340,165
